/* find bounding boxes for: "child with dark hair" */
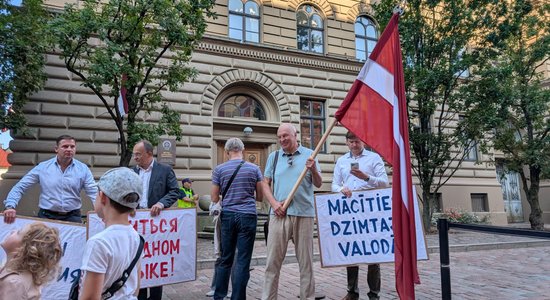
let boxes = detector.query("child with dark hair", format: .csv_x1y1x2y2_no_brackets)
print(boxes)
0,222,62,299
78,167,143,300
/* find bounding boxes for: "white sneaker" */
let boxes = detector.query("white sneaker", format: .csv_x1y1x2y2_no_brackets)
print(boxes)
206,290,215,297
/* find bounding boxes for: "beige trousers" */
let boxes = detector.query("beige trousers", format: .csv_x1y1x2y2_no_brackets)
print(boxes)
261,215,315,300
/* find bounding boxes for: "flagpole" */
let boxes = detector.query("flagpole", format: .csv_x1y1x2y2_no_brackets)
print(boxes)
282,118,337,210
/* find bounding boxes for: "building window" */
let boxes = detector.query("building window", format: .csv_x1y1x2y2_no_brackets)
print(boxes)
355,16,378,60
471,193,489,212
459,115,478,161
430,193,443,213
296,5,324,54
300,99,325,152
228,0,260,43
411,110,432,132
218,94,266,120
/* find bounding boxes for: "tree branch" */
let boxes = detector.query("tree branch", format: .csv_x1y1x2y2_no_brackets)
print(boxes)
136,40,174,110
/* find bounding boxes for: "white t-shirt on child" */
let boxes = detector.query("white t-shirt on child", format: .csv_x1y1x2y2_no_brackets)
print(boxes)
81,224,141,300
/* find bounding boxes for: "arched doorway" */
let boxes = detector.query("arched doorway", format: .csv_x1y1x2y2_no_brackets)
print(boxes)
212,82,281,212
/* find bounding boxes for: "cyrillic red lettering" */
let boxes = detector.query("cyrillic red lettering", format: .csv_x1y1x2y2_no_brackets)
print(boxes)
143,241,152,258
160,240,167,254
160,261,168,278
139,219,148,234
150,219,159,234
159,219,167,233
146,262,159,279
169,239,180,254
151,240,161,255
169,218,178,232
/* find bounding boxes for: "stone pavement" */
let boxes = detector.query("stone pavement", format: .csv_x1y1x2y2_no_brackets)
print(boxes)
163,226,550,299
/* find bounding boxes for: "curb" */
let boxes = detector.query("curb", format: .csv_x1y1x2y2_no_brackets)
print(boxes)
196,239,550,270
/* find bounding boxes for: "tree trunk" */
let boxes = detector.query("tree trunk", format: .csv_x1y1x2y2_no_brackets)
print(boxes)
526,168,543,230
119,146,132,167
421,188,432,232
116,117,131,167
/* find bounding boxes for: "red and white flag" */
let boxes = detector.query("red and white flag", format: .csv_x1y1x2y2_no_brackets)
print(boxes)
117,74,128,118
335,13,419,299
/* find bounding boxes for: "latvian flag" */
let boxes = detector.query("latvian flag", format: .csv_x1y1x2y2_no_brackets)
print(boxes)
334,13,420,300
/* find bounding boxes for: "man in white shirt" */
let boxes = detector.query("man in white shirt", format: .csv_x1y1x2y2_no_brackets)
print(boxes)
3,135,97,223
331,131,389,300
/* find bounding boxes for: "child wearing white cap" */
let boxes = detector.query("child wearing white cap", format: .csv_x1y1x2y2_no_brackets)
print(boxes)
77,167,144,300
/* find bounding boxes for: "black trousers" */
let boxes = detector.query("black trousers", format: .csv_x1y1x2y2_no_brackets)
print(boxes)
38,208,82,223
138,286,163,300
346,264,381,296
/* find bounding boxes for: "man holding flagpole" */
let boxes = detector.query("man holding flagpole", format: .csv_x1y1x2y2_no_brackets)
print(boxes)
261,123,323,300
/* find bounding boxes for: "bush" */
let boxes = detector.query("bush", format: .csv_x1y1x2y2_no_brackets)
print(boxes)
431,208,490,226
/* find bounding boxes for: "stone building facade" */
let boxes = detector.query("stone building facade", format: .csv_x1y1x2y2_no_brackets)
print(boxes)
1,0,549,225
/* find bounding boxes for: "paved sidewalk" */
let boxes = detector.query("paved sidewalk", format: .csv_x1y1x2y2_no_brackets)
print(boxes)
165,246,550,299
164,226,550,299
195,226,550,269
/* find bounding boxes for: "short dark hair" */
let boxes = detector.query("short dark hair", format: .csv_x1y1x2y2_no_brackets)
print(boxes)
56,135,76,145
138,140,154,154
345,131,358,140
108,193,140,214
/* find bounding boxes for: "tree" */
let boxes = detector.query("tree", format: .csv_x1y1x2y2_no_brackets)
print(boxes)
464,0,549,230
50,0,215,166
374,0,503,230
0,0,49,135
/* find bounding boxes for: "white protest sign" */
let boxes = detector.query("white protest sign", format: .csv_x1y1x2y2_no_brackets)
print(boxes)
315,188,428,267
0,215,86,300
87,208,196,287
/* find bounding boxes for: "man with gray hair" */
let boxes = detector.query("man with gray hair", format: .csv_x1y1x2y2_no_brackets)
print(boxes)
210,137,265,300
262,123,323,300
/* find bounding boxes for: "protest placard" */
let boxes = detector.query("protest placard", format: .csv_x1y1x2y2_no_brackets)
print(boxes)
0,215,86,299
87,208,196,288
315,188,428,267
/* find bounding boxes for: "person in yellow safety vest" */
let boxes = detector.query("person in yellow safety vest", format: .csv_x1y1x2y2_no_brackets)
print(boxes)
177,178,199,208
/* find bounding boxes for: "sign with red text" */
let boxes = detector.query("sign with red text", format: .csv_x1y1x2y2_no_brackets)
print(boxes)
315,188,428,267
0,215,86,300
87,208,196,287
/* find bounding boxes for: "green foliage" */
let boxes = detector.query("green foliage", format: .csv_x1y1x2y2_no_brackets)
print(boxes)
49,0,216,166
0,0,49,135
463,0,549,229
431,208,490,226
374,0,503,230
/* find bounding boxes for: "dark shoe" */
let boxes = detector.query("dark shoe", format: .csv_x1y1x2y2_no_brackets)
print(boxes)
367,292,380,300
341,292,359,300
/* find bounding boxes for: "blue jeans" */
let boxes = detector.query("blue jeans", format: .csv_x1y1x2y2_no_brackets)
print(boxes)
214,210,257,300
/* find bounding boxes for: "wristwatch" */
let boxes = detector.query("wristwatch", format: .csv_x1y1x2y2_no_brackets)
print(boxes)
364,176,370,182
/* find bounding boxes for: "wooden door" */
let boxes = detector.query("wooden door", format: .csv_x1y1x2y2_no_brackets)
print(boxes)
216,142,269,212
216,142,267,173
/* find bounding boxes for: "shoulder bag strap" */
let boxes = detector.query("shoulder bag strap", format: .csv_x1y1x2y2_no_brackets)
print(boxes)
101,235,145,300
221,160,245,200
271,151,279,192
